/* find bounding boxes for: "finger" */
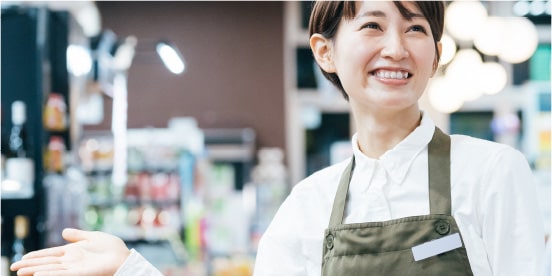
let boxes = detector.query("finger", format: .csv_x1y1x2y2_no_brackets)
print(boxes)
10,256,61,270
19,247,65,260
61,228,93,243
35,270,77,276
16,263,65,276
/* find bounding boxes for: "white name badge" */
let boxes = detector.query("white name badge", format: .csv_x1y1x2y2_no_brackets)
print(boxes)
411,233,463,261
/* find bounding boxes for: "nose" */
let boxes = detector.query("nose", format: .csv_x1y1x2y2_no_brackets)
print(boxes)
380,31,409,60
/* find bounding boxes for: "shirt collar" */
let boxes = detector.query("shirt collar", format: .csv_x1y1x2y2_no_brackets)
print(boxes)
350,112,436,185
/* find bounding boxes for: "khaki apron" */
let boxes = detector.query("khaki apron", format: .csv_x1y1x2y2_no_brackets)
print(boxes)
322,127,474,275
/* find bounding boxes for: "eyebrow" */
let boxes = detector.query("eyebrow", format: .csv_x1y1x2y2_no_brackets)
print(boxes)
356,10,425,20
356,10,386,19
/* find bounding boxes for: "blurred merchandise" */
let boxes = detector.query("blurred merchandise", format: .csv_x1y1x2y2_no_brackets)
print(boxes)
211,254,255,276
78,133,114,173
43,93,68,132
79,119,206,247
10,215,29,274
43,166,88,247
2,101,34,199
7,101,28,158
44,136,66,173
249,147,289,250
76,123,263,273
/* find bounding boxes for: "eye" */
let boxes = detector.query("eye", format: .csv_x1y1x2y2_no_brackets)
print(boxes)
409,25,427,34
361,22,381,31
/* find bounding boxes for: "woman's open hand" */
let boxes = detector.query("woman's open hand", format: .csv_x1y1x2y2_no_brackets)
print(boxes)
10,228,130,276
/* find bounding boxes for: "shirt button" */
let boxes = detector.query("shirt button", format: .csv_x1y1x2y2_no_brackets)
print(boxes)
326,233,334,250
435,220,450,235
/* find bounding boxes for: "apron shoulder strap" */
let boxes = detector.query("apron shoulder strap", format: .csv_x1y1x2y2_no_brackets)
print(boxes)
428,127,452,215
328,157,355,227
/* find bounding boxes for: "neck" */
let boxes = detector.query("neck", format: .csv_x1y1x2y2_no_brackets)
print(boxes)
353,107,422,159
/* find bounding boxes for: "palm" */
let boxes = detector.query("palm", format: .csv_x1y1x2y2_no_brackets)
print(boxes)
59,237,124,275
10,229,130,276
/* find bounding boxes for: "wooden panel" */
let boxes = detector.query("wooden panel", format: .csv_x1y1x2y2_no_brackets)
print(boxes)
90,1,285,150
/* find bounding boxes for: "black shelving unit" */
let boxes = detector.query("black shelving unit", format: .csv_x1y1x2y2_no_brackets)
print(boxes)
1,6,71,257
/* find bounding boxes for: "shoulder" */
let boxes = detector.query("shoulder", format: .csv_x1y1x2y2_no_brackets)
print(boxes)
449,134,533,189
450,134,528,165
286,158,351,209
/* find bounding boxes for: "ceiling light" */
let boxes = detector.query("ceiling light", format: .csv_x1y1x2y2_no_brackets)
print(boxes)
445,49,483,101
497,17,538,63
445,1,488,41
513,1,531,16
530,0,547,15
156,42,185,75
427,77,464,114
474,17,506,56
439,34,457,65
476,62,508,95
67,44,92,76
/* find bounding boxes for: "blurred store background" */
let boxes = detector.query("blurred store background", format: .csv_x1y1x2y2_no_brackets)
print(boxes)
1,1,550,275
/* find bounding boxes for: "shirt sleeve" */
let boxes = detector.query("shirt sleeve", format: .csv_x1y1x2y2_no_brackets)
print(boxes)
254,188,307,276
113,249,164,276
479,147,545,276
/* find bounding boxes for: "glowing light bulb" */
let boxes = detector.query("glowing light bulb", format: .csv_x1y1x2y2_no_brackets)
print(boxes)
446,1,488,41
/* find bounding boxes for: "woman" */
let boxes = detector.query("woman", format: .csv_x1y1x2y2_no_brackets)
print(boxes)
254,1,544,275
11,1,545,276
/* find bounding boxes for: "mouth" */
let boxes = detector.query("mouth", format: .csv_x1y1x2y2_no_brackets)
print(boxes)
371,69,412,80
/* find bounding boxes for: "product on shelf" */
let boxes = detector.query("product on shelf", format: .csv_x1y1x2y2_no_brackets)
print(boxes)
45,136,66,173
2,101,34,199
43,93,68,132
10,216,29,265
249,147,289,249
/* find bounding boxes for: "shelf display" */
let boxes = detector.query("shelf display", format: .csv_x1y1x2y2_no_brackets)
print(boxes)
1,6,84,262
79,129,184,242
75,124,262,273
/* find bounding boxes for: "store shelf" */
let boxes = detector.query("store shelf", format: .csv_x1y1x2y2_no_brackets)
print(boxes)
87,198,180,208
205,145,255,162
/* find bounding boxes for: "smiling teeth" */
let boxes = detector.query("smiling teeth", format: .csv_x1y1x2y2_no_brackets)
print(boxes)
375,70,409,79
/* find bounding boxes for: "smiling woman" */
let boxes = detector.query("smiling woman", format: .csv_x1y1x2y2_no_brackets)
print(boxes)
255,1,545,275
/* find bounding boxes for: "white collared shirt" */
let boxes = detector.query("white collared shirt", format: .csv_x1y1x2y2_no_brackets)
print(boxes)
254,113,545,276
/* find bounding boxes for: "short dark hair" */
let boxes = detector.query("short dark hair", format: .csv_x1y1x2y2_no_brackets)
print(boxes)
308,1,445,100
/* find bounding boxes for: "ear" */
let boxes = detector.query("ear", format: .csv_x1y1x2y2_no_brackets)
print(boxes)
432,41,443,76
310,33,336,73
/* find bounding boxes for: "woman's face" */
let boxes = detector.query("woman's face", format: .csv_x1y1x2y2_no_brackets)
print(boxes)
329,1,438,113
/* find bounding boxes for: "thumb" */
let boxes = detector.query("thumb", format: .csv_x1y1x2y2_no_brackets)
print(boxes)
62,228,92,243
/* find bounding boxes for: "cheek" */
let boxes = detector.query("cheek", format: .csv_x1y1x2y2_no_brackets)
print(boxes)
335,44,373,76
415,49,437,74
